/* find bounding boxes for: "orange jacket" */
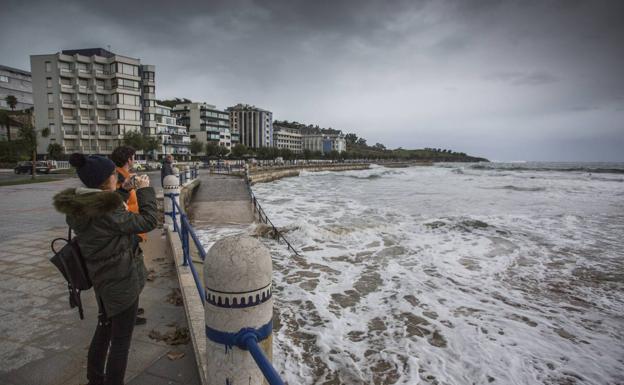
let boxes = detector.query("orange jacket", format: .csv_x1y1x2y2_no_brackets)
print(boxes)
116,167,147,242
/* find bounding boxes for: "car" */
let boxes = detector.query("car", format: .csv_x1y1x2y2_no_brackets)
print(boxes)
14,161,52,174
133,163,146,171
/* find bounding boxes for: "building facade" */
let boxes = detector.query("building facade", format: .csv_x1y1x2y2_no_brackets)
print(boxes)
173,102,233,152
0,64,33,111
297,125,346,154
30,48,154,155
155,104,190,159
228,104,273,149
273,125,302,153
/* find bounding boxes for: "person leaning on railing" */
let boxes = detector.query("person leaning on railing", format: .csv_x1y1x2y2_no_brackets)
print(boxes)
53,153,157,385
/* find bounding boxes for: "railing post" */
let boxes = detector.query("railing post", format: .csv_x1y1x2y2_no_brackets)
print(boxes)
185,165,191,182
163,174,181,232
204,235,275,385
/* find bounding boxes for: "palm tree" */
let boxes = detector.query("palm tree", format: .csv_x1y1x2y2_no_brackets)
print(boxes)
5,95,18,111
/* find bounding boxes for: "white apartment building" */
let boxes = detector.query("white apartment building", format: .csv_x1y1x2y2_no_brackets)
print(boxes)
173,102,233,151
273,125,302,153
0,65,33,111
31,48,154,155
322,134,346,153
155,104,190,159
228,104,273,149
300,128,346,154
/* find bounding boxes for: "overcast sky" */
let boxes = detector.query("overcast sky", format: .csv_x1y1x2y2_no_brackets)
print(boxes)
2,0,623,161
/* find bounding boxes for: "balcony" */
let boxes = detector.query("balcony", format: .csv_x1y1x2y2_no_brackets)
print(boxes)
62,115,77,124
163,139,191,146
63,130,79,139
80,131,97,138
61,100,76,108
60,83,74,91
97,131,114,138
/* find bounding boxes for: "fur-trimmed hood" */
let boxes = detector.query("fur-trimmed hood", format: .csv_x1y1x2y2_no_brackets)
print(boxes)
53,188,124,217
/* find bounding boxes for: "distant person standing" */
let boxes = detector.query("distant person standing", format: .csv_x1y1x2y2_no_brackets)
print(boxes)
161,154,174,186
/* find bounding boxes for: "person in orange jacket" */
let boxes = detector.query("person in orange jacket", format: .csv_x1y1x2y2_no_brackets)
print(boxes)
111,146,147,325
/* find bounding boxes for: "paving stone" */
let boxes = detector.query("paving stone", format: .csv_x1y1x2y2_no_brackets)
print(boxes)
0,340,45,373
0,254,28,263
14,255,46,265
6,264,40,276
0,312,65,344
4,350,82,385
145,343,200,385
0,288,50,312
127,372,184,385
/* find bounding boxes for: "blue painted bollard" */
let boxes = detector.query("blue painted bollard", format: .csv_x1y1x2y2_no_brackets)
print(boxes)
204,235,274,385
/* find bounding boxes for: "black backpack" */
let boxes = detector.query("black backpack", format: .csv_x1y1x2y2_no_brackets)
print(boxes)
50,227,92,319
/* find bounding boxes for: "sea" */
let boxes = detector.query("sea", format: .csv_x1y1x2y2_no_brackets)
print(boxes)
198,162,624,385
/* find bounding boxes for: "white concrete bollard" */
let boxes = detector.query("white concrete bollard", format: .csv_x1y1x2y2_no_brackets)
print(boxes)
185,165,191,183
163,174,181,231
204,235,274,385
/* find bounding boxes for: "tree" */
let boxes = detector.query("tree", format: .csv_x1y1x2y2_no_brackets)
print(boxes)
216,145,229,158
5,95,18,111
122,131,144,150
0,110,11,142
356,138,368,146
345,133,358,146
47,143,64,160
230,143,248,158
17,111,37,179
190,139,204,156
143,135,160,160
373,143,386,150
205,142,220,157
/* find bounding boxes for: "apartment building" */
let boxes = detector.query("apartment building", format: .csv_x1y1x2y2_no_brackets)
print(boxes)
299,125,346,154
273,124,302,153
228,104,273,149
0,64,33,111
155,104,190,159
30,48,154,155
173,102,233,151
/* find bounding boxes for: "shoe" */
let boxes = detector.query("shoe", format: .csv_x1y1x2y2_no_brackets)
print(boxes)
135,316,147,325
137,307,145,315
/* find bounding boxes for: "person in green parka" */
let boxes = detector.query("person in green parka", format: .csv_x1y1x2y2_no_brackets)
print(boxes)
53,153,157,385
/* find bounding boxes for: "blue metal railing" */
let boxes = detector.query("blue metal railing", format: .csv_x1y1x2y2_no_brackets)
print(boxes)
166,173,285,385
244,171,301,257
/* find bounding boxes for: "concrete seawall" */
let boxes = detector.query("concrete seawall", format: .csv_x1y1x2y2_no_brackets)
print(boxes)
248,163,370,185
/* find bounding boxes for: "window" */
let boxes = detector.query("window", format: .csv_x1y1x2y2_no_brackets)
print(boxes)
46,77,52,87
112,78,139,90
113,93,140,106
0,75,8,82
47,93,53,103
48,108,54,119
115,109,140,121
49,123,55,134
45,61,51,72
143,85,155,94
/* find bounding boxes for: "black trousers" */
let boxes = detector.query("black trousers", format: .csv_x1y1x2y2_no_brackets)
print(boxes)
87,297,139,385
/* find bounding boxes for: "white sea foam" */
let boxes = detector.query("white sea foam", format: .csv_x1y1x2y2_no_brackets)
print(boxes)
199,163,624,384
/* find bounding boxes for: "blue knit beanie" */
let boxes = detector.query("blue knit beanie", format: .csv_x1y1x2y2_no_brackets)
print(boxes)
69,153,116,188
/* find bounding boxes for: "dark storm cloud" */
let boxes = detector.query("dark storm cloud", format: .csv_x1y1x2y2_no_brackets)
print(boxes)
1,0,623,161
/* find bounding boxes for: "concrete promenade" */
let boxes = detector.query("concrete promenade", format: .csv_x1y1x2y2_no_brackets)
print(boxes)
0,178,200,385
168,173,256,384
190,173,255,225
